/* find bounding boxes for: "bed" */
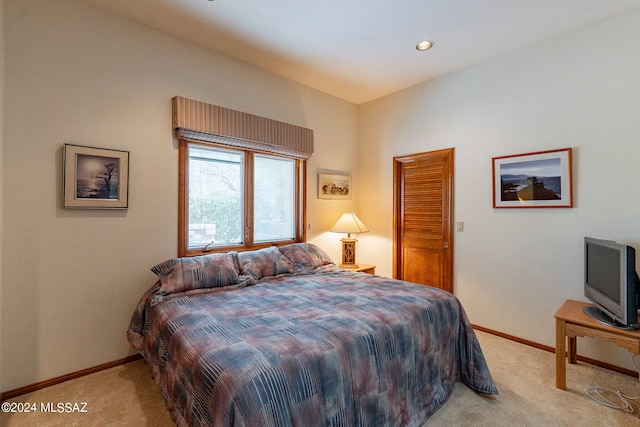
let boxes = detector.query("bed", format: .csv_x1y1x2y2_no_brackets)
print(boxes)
128,243,497,426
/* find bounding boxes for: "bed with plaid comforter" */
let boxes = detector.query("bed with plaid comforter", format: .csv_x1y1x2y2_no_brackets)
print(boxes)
128,243,497,426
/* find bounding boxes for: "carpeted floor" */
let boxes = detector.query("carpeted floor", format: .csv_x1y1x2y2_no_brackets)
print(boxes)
430,332,639,426
1,330,639,426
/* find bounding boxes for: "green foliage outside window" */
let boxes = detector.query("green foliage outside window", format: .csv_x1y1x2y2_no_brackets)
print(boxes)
189,194,242,245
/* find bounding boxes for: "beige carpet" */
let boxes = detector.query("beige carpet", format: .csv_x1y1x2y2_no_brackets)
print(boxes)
430,332,639,426
1,331,639,426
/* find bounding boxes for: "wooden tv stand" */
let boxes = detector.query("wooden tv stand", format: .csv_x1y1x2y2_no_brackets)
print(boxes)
555,299,640,416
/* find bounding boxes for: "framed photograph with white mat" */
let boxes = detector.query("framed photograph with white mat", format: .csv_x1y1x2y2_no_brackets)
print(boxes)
492,148,572,208
318,173,351,200
63,144,130,209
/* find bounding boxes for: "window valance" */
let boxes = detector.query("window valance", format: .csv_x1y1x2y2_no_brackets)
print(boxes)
172,96,314,159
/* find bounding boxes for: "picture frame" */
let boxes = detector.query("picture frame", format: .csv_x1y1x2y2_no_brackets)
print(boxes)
318,173,351,200
63,144,130,209
492,148,572,208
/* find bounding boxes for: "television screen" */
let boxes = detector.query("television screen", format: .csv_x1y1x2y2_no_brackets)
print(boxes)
584,237,638,329
585,243,620,303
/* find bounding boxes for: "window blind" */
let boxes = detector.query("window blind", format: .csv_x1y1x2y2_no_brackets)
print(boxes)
172,96,314,159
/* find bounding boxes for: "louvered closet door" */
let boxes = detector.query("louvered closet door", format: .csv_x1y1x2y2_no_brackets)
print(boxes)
393,148,454,293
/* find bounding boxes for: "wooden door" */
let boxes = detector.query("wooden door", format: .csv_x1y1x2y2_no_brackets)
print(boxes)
393,148,454,292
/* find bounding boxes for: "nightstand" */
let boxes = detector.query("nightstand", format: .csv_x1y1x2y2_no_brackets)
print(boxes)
340,264,376,274
555,299,640,418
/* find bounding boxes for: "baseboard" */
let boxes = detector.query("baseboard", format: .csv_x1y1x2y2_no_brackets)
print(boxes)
0,354,142,402
472,324,639,378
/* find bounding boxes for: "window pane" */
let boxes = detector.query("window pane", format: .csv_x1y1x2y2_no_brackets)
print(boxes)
254,155,295,243
188,145,244,248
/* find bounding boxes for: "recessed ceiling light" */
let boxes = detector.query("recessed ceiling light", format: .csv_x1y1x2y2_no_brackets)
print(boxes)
416,40,434,51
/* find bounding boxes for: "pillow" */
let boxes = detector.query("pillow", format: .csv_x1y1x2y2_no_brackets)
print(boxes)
278,243,334,269
238,246,295,280
151,252,241,295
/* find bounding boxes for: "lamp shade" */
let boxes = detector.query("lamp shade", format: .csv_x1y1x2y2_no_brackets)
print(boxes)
330,212,369,235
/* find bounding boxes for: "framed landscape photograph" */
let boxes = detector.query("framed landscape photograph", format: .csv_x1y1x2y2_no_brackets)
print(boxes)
63,144,129,209
492,148,572,208
318,173,351,200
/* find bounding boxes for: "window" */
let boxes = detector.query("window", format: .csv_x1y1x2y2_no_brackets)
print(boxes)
188,145,244,248
179,141,305,256
253,154,296,243
172,97,313,256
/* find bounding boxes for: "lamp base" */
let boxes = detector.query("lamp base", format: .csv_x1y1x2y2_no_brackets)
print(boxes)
340,238,358,267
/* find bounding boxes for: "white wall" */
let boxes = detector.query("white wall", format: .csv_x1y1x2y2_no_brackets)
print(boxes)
358,10,640,369
1,0,358,391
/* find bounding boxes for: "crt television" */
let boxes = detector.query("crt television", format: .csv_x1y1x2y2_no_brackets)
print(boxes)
584,237,640,329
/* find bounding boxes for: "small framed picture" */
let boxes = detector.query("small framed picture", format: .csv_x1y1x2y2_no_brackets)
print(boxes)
318,173,351,200
492,148,572,208
63,144,130,209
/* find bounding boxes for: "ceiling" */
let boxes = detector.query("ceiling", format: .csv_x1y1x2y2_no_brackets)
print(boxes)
79,0,640,104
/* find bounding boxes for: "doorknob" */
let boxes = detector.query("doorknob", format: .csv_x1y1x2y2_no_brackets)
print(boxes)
443,242,449,248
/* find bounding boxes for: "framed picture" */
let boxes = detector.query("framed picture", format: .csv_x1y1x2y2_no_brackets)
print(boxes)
63,144,130,209
318,173,351,200
492,148,572,208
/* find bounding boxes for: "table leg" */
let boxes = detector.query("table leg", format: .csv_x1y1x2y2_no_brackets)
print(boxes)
556,318,566,389
568,336,577,364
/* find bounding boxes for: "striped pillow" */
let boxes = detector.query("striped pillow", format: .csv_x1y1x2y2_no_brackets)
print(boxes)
238,246,294,280
278,243,334,270
151,252,241,295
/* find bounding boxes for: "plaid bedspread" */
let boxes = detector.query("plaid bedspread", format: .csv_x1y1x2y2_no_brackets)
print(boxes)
128,266,497,426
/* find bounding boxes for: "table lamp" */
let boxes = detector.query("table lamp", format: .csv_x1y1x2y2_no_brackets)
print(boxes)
330,212,369,267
